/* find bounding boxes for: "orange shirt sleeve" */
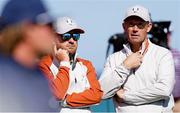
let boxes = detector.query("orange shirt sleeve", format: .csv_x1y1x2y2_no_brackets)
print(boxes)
38,56,70,100
65,59,103,107
39,57,103,107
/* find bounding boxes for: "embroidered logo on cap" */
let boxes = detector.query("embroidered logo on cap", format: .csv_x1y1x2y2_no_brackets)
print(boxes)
132,7,139,13
66,18,73,25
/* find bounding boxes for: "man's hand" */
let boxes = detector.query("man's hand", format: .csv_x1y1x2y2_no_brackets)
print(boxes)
114,89,125,103
123,52,143,70
116,88,125,99
53,44,69,62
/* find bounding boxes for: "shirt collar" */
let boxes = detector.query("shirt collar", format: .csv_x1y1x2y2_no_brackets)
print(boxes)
123,39,149,56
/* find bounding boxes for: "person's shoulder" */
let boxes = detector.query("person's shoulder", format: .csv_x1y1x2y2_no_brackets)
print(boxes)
150,44,173,61
39,55,52,66
77,57,92,64
152,43,171,54
77,57,96,70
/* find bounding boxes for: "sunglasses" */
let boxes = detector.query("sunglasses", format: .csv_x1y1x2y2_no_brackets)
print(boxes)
125,21,149,29
60,33,80,41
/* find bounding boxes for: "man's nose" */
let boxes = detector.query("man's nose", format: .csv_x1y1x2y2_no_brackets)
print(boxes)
132,25,139,31
68,38,75,44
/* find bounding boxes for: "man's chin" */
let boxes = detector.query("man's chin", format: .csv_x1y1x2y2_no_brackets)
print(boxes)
68,50,76,55
129,39,142,44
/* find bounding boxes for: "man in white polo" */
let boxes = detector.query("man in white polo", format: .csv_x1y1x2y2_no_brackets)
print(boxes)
99,5,175,113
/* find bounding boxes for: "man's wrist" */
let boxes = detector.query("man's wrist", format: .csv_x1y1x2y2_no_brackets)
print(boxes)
122,61,130,70
121,62,131,72
59,61,70,68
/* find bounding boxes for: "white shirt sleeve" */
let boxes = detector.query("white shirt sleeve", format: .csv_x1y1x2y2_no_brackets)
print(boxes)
123,51,175,105
99,55,130,99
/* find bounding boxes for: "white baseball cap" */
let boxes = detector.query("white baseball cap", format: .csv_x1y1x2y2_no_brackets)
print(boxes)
54,17,85,34
124,5,151,22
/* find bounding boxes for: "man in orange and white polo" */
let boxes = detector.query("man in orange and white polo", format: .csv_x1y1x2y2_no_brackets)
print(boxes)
39,17,103,113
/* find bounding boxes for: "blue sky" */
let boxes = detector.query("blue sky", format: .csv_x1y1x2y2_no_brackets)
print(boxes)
0,0,180,73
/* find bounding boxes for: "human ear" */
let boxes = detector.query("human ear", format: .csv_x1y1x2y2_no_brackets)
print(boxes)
147,22,152,32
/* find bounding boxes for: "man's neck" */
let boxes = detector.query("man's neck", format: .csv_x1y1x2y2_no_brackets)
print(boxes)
69,53,76,64
130,43,141,52
130,38,148,53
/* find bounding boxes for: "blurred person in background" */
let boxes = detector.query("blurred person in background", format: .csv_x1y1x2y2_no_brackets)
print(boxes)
39,16,103,113
0,0,58,112
99,5,175,113
172,49,180,112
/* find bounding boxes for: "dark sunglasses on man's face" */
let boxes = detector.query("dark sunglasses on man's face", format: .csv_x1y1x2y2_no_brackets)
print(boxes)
60,33,80,41
126,21,149,29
